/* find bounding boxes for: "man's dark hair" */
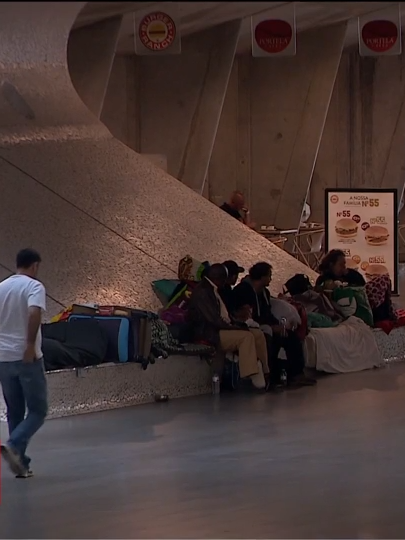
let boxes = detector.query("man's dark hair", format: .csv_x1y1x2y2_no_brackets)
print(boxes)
206,263,228,283
249,262,272,281
16,248,42,269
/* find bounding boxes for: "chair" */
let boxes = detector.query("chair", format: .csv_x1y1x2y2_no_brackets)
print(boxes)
271,236,287,250
399,224,405,248
293,230,325,270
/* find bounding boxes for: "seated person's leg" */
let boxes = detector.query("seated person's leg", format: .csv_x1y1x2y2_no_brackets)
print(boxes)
267,332,283,383
248,328,269,375
219,330,265,389
283,332,316,385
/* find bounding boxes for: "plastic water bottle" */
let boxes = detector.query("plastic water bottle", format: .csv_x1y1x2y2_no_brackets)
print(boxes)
280,368,288,387
280,317,287,337
212,374,220,395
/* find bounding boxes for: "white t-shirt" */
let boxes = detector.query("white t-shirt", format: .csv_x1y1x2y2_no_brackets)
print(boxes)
0,274,46,362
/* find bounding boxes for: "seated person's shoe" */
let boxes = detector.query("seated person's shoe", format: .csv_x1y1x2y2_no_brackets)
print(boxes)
265,373,284,393
288,373,317,387
267,383,284,393
250,361,266,390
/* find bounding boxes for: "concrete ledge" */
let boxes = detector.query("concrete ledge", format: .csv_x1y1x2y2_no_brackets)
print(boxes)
2,327,405,422
373,326,405,364
0,356,211,421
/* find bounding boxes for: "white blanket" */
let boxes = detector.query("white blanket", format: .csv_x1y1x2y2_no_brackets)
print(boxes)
307,316,382,373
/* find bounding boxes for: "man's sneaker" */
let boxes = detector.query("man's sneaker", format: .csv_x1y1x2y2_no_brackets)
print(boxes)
250,361,266,390
1,444,25,476
16,469,34,479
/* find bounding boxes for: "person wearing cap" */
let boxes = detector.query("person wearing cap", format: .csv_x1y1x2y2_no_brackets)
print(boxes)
219,260,245,315
187,264,269,389
233,262,316,388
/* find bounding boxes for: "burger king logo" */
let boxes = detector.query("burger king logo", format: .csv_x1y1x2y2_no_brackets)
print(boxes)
330,195,339,204
139,12,176,51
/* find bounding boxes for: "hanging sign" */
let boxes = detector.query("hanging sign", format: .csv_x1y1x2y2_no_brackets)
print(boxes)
251,4,296,57
325,189,399,294
358,4,402,56
134,3,181,55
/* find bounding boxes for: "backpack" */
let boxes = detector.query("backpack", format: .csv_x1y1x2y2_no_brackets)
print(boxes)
286,299,308,341
284,274,313,296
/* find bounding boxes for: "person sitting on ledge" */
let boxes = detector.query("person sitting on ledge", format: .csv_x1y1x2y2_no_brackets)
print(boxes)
232,262,316,388
220,191,256,229
316,249,365,289
187,263,269,389
316,249,395,323
218,260,245,315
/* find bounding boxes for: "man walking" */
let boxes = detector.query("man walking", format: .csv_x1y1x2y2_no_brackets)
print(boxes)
0,248,48,478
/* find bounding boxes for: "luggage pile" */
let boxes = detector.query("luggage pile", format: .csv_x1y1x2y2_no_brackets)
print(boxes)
44,304,157,371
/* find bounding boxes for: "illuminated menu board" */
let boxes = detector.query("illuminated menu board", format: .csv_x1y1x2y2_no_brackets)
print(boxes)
325,189,398,294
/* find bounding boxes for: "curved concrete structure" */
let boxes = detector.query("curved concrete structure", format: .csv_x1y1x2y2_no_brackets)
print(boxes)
0,2,315,316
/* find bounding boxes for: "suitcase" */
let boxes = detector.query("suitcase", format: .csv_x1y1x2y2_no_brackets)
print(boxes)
68,315,131,363
69,308,155,369
129,309,154,369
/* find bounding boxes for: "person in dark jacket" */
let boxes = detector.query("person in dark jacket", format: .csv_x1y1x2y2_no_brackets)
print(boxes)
220,191,256,229
187,264,269,389
233,262,316,387
218,260,245,316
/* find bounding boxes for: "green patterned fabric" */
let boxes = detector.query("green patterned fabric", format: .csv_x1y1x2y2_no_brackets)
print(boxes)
332,286,374,327
152,279,180,306
307,312,338,328
151,319,215,358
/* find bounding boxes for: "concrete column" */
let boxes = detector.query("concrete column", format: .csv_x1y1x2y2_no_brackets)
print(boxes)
136,21,241,188
312,49,405,224
68,16,123,118
378,92,405,200
177,20,241,193
309,52,351,224
380,102,405,203
273,23,347,230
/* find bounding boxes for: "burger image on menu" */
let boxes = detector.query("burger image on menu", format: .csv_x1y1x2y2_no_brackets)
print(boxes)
365,264,389,281
345,258,359,271
335,218,358,238
364,225,389,246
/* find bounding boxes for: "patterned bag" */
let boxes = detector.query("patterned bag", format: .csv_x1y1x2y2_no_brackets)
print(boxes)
333,286,374,326
178,255,210,282
286,299,308,341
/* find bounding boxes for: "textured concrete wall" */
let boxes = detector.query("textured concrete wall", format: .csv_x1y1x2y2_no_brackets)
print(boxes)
68,16,123,118
310,44,405,224
0,2,316,318
102,25,346,228
208,24,346,229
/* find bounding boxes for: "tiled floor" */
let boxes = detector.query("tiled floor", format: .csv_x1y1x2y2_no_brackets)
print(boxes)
2,364,405,539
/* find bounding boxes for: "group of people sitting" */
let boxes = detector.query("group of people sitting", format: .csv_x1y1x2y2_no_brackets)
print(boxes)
185,248,397,392
187,260,316,391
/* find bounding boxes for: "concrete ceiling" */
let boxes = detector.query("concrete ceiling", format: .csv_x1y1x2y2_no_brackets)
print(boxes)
75,2,405,54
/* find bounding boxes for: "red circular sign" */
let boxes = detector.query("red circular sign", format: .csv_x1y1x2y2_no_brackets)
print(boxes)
139,12,176,51
362,20,398,53
330,195,339,204
255,19,292,54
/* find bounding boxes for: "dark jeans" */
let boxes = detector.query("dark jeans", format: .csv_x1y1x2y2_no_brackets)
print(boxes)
0,359,48,469
266,331,305,383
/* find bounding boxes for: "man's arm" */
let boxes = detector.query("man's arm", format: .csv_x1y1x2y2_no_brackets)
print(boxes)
24,282,46,362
